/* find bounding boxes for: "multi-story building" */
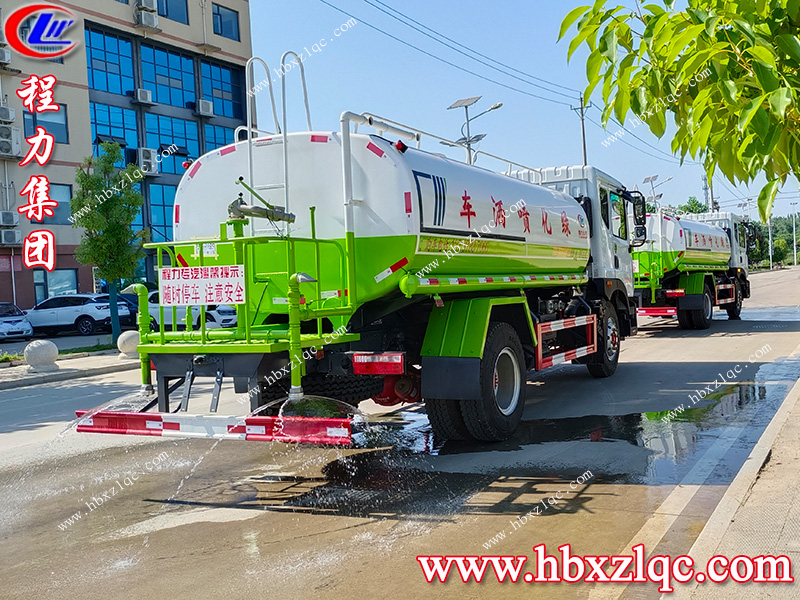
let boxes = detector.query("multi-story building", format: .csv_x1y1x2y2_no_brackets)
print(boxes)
0,0,251,308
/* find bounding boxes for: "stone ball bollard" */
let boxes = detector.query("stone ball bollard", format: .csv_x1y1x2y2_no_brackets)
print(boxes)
117,330,140,359
25,339,59,372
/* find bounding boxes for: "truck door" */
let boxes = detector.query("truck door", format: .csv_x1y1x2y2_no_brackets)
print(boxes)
609,190,634,295
595,182,634,295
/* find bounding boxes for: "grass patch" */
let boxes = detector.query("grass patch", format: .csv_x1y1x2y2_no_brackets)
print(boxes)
58,343,116,355
0,352,23,363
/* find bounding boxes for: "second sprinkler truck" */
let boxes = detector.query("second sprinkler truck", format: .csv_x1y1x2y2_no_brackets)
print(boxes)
76,69,647,444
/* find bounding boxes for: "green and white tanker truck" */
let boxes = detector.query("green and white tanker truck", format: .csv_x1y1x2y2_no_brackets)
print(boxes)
76,72,647,444
633,210,752,329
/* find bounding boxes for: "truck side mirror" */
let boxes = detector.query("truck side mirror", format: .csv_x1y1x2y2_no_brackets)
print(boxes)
632,195,646,227
631,225,647,247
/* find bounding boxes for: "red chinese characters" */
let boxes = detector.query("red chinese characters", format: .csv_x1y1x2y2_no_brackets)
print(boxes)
20,127,55,167
541,209,552,235
23,230,55,271
16,75,59,113
561,211,571,236
518,206,531,233
491,197,506,229
19,175,58,221
460,191,476,227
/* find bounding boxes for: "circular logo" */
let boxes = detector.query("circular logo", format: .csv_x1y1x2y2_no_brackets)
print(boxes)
5,4,77,60
577,213,587,228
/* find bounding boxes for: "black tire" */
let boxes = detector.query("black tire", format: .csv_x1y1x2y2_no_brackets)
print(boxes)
76,316,96,336
587,300,620,378
259,373,384,406
426,399,472,441
677,310,693,329
459,322,526,442
690,284,714,330
726,281,742,320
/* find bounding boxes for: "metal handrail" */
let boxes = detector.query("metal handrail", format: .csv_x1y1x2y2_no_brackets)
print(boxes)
244,57,281,211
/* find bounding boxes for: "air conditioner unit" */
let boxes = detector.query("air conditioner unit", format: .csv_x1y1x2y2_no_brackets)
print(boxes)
135,10,159,29
0,211,19,227
0,125,21,158
137,0,158,11
0,229,22,246
0,48,11,65
138,147,158,175
195,99,214,117
0,106,14,123
134,88,153,104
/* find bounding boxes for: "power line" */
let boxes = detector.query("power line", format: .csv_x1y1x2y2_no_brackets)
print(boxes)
594,106,691,164
365,0,580,98
316,0,574,107
585,116,686,164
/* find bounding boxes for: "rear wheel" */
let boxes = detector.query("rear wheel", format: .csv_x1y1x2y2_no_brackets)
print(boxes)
726,281,742,320
677,310,693,329
426,398,472,441
76,317,96,336
690,284,714,329
459,322,526,441
587,300,620,378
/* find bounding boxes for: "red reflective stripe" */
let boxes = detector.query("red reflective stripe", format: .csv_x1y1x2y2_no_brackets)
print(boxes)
176,254,188,267
404,191,412,213
366,142,385,158
162,421,180,430
174,204,180,223
390,257,409,272
188,160,202,178
485,277,493,283
219,145,236,156
457,278,467,284
428,278,439,285
311,135,328,143
508,276,517,282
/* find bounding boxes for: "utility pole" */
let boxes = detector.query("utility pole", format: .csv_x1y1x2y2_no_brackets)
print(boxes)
572,94,590,166
702,174,710,208
792,201,798,266
769,216,774,270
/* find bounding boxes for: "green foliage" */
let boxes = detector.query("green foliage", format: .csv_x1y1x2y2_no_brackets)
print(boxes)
561,1,800,223
679,196,708,213
773,237,789,263
71,143,146,281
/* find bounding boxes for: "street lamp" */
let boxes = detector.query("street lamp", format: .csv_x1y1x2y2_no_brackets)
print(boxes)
445,96,502,164
791,201,798,266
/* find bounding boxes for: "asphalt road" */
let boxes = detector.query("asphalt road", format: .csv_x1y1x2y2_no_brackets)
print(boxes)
1,267,799,599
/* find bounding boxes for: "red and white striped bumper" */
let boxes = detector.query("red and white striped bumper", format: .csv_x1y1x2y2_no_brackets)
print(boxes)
75,411,352,446
637,307,677,317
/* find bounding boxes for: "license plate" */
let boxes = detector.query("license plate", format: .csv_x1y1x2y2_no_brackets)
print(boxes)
9,330,22,334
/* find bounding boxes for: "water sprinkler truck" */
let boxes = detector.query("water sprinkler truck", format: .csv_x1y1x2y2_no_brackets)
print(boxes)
76,57,649,446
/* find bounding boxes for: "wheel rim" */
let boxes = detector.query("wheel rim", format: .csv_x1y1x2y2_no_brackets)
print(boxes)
704,292,713,320
493,348,521,416
605,316,620,362
78,320,92,334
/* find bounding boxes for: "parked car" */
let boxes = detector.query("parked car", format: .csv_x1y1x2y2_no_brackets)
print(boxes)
146,291,237,330
0,302,34,341
94,294,136,327
25,294,131,336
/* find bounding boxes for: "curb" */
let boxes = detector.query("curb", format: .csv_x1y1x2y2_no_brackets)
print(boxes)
0,359,140,390
683,347,800,595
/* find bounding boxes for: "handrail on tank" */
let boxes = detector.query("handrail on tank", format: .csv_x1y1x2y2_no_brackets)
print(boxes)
358,112,542,176
280,51,313,233
244,57,281,209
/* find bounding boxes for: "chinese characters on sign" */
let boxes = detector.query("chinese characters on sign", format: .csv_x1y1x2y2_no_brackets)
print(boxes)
158,266,246,306
16,74,59,271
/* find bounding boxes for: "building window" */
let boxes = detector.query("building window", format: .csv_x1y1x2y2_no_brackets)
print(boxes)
157,0,188,24
41,184,73,226
144,114,199,174
149,184,177,242
212,4,240,41
89,102,138,161
23,105,69,144
85,29,134,96
141,44,196,108
204,124,234,152
201,61,243,119
33,269,78,304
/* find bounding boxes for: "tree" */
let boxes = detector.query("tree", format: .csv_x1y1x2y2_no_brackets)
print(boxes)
71,143,146,342
678,196,708,213
773,237,789,263
561,1,800,223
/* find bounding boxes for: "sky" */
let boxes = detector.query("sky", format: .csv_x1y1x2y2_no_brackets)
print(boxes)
249,0,800,219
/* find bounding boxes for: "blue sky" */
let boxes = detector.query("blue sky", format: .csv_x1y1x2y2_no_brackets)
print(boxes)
249,0,799,219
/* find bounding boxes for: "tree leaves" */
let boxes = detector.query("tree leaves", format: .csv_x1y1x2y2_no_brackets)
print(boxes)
758,178,781,222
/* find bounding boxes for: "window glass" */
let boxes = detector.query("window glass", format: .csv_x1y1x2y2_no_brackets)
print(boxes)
157,0,189,24
201,61,243,119
204,124,235,152
89,102,138,163
141,44,195,108
0,303,23,317
48,271,79,298
610,192,627,239
85,29,134,95
599,188,610,229
145,114,199,174
212,4,240,41
40,184,73,225
23,105,69,143
149,184,177,242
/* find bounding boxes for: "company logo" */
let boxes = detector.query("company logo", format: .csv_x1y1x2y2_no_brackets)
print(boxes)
5,4,77,59
577,214,586,228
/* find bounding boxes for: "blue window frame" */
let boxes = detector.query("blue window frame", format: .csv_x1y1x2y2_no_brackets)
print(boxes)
212,4,239,41
157,0,188,24
141,44,195,108
85,29,134,96
204,124,234,152
149,184,177,242
145,114,199,174
201,61,243,119
23,105,69,144
89,102,138,160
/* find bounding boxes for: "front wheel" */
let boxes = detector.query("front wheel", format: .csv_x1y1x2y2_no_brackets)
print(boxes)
726,281,742,320
587,300,620,378
459,322,526,441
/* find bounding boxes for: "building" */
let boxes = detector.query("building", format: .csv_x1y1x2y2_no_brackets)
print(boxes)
0,0,251,308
